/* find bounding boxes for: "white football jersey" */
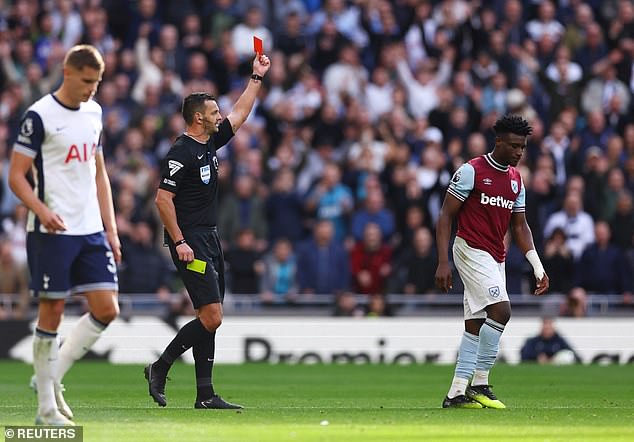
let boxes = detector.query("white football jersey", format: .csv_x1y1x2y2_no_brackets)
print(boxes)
13,94,104,235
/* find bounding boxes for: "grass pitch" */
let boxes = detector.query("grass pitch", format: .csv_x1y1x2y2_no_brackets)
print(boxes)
1,362,633,441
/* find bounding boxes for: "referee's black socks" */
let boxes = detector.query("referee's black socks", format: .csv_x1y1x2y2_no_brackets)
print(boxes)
153,318,208,376
193,330,216,401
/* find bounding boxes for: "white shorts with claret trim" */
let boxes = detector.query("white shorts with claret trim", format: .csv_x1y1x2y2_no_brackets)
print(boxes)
452,236,509,320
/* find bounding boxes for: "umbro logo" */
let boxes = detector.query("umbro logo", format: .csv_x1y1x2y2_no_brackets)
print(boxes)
483,178,492,185
168,160,184,176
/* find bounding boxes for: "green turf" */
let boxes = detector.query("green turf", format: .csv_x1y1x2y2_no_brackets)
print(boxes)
1,362,633,441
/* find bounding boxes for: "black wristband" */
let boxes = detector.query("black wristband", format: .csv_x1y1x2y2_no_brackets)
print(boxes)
174,238,187,246
251,73,263,82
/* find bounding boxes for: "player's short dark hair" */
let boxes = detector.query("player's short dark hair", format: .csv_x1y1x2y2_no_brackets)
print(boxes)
64,44,104,72
493,114,533,137
182,92,216,125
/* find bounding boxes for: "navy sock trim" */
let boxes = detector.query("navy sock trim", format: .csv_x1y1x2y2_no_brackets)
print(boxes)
484,319,505,333
89,313,109,329
35,327,57,338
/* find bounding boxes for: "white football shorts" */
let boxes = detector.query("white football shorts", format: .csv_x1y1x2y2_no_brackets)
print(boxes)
452,236,509,319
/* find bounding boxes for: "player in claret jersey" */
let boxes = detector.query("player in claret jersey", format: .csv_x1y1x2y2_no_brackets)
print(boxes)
9,45,120,425
435,115,549,409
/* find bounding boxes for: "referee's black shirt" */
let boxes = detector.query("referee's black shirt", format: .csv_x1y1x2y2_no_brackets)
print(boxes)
158,118,234,231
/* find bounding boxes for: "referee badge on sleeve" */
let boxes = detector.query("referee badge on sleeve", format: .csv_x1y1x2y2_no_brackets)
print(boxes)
200,165,211,184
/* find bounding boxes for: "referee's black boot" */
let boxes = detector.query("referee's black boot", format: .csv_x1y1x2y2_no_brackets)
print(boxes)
144,363,168,407
194,394,243,409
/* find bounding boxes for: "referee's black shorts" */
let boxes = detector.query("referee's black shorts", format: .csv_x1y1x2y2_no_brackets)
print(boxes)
167,227,225,309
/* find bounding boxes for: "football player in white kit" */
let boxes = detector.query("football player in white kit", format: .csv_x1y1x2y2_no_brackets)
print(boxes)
9,45,120,425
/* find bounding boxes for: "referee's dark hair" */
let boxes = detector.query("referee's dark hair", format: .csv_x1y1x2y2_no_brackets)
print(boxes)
493,114,533,137
182,92,216,125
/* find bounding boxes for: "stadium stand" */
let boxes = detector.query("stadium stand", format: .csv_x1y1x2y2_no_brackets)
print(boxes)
0,0,633,320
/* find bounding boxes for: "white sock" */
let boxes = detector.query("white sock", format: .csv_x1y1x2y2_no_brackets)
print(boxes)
33,328,59,414
472,369,489,386
57,313,107,383
447,376,469,398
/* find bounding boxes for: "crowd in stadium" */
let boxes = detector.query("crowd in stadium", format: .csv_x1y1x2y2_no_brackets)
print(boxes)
0,0,633,320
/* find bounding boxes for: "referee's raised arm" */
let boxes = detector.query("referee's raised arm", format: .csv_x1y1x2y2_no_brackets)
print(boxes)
226,54,271,134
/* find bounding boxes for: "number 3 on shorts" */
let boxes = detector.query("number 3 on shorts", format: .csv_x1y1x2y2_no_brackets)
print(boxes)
106,251,117,274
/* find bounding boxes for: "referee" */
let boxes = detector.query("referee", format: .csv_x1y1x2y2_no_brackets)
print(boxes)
144,54,270,409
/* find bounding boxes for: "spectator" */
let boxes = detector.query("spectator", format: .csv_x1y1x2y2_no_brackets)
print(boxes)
310,18,349,75
394,44,452,119
561,286,588,317
126,0,162,48
541,120,570,187
118,222,173,295
51,0,84,51
520,318,579,364
261,238,297,304
581,147,610,220
307,0,367,48
205,0,238,47
365,293,393,317
218,174,268,251
393,204,429,258
392,227,436,295
599,167,626,221
562,3,594,53
499,0,526,47
505,233,529,296
275,10,309,58
350,222,392,295
231,5,273,59
578,111,614,155
296,220,350,295
543,191,595,260
1,204,27,267
350,188,395,242
524,169,558,252
333,291,364,317
304,162,353,242
265,168,304,244
610,190,634,249
582,64,630,116
0,238,29,319
542,228,575,294
526,1,564,44
322,43,367,111
573,22,607,74
481,71,508,116
225,228,263,295
0,0,632,322
364,66,394,122
574,221,631,295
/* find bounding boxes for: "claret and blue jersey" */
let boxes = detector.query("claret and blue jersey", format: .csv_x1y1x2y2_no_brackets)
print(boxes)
447,153,526,263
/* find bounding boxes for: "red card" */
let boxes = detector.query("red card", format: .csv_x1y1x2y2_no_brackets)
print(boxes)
253,36,263,55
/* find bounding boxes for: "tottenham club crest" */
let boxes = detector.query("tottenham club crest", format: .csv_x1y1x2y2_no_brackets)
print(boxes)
510,179,518,194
